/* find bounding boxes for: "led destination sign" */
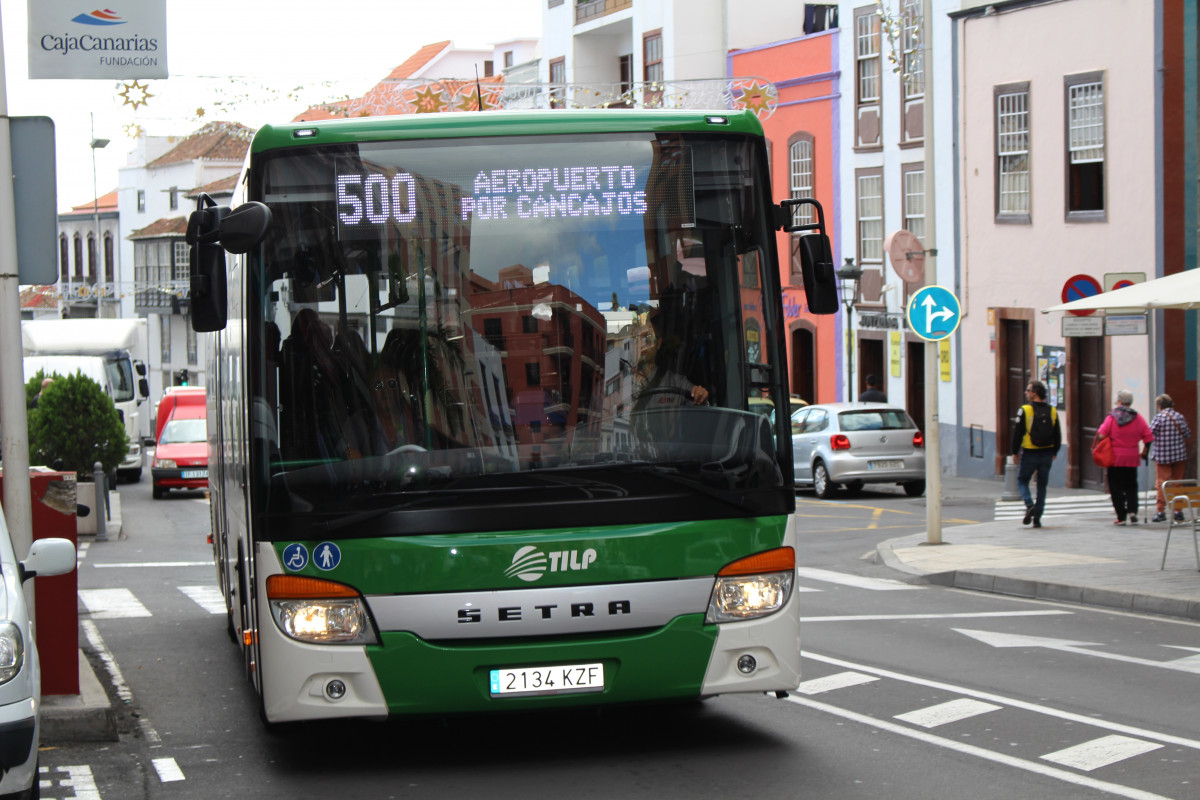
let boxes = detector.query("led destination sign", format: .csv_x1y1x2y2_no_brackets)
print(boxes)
337,164,648,230
335,152,692,239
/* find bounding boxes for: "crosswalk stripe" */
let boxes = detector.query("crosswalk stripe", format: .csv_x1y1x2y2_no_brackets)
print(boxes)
796,671,879,695
795,567,924,591
895,698,1002,728
1041,735,1163,772
152,757,186,782
179,585,225,615
995,491,1155,520
79,588,151,619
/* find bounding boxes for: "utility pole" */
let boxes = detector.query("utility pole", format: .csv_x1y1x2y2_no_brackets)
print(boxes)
922,0,943,545
0,15,37,570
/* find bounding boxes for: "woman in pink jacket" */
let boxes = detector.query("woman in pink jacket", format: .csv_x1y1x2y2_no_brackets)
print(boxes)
1096,390,1154,525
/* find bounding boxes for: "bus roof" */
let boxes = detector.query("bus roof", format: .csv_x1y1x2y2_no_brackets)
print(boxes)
254,109,766,152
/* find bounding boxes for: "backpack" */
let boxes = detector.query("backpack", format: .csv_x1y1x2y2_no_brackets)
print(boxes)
1023,403,1057,448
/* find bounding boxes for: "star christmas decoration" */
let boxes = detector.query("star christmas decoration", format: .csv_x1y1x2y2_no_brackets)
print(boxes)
411,84,447,114
118,80,153,110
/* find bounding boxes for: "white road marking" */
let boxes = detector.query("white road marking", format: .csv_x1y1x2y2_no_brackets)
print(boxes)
1041,735,1163,772
795,671,878,695
82,619,161,743
179,585,225,615
994,491,1154,520
956,628,1200,674
78,588,151,619
805,651,1200,751
894,698,1002,728
92,561,210,568
49,765,102,800
804,610,1072,622
794,567,924,591
788,695,1174,800
152,757,186,782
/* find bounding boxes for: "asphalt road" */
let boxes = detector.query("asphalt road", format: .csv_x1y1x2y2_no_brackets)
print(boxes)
41,482,1200,800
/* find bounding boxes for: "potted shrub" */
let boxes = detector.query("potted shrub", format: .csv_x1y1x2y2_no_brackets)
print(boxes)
26,370,128,482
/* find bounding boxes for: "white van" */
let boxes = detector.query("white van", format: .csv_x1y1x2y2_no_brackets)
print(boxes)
22,320,151,482
0,506,75,797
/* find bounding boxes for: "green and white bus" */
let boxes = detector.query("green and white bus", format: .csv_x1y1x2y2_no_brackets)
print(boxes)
188,108,838,723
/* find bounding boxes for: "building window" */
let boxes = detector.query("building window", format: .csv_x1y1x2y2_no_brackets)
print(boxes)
787,133,815,287
168,186,179,211
996,82,1031,222
522,314,539,334
504,50,514,69
854,6,881,148
174,240,190,283
643,30,663,107
86,234,97,281
619,53,633,99
856,169,883,266
137,189,146,213
900,0,924,144
59,235,69,282
902,163,926,243
549,57,566,109
73,234,83,280
788,135,815,226
104,233,115,282
1066,71,1105,220
161,314,171,363
483,60,494,78
525,361,541,387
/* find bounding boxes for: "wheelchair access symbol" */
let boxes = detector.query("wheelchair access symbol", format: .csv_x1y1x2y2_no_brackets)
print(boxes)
906,285,962,342
283,543,309,572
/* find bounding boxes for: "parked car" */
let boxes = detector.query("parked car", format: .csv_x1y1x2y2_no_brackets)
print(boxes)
151,388,208,499
791,402,926,498
0,506,76,798
749,395,809,425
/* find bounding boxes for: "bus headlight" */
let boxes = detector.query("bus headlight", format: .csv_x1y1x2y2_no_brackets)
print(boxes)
705,547,795,623
0,622,25,684
266,575,378,645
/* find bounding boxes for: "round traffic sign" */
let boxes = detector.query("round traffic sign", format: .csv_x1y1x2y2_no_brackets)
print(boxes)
906,285,961,341
1062,274,1102,317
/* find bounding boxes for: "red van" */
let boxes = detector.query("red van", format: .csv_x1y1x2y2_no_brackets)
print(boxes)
152,387,207,499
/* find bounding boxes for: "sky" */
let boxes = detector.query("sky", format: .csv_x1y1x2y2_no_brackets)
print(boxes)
1,1,542,211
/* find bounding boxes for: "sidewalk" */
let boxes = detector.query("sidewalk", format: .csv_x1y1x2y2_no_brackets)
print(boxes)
40,489,123,744
877,476,1200,622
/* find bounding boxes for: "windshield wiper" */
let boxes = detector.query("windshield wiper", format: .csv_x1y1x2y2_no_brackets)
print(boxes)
312,477,627,534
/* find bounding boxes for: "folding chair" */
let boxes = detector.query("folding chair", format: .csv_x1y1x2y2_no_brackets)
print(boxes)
1161,479,1200,571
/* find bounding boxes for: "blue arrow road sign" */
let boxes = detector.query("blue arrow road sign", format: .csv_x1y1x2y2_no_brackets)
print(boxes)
907,285,961,341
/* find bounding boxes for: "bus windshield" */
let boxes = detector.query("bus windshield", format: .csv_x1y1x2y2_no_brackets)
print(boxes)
249,130,787,534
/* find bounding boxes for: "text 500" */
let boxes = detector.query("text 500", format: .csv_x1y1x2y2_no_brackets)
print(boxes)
337,173,417,226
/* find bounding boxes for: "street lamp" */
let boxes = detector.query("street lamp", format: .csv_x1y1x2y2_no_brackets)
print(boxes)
90,122,110,310
837,258,862,402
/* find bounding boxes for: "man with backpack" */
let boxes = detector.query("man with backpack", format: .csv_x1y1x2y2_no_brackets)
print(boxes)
1010,380,1062,528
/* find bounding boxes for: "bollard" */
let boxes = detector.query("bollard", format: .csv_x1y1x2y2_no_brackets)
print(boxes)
93,462,108,542
1001,461,1021,502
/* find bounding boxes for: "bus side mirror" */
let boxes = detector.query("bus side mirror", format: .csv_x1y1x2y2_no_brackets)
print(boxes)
188,194,229,333
186,197,271,333
220,202,272,254
778,198,839,315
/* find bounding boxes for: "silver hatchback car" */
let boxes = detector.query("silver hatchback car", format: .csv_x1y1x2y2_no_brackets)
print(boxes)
791,402,926,499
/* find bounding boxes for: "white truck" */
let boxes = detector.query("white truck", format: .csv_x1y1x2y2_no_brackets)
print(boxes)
22,318,151,482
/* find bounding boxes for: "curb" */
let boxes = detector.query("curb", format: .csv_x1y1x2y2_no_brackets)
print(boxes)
875,536,1200,622
40,650,117,743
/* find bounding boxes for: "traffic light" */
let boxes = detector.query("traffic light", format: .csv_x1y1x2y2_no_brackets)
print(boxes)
179,368,189,386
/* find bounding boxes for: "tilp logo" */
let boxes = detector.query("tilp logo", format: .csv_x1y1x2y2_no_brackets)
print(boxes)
71,9,128,26
505,546,598,582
